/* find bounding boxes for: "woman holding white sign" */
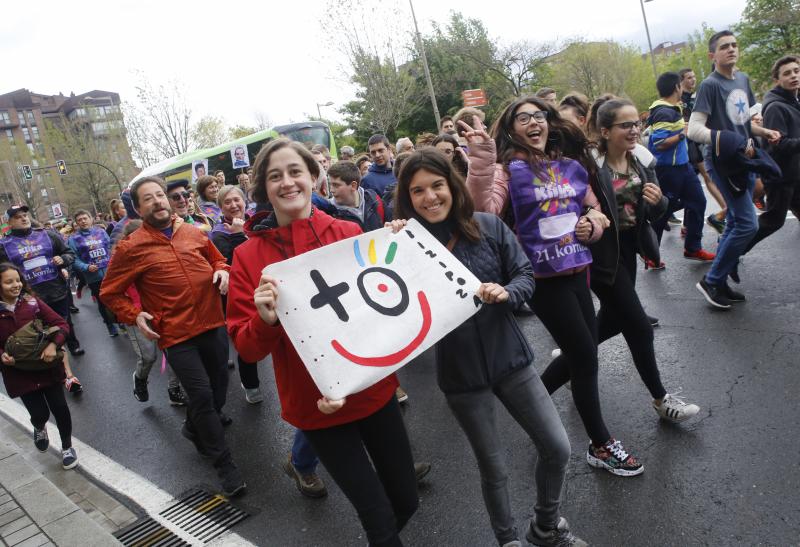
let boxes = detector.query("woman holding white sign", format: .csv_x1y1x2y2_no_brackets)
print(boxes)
392,147,586,547
226,139,418,547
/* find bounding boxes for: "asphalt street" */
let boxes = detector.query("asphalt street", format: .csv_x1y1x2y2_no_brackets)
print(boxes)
1,213,798,546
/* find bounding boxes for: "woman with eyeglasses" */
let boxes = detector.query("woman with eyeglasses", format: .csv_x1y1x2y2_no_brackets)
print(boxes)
464,96,646,478
549,96,700,432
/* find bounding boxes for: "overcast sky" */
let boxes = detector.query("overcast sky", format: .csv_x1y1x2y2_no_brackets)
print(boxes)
4,0,746,129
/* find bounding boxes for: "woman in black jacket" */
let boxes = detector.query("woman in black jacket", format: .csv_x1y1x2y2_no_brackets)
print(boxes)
549,97,701,426
210,185,262,404
391,148,585,547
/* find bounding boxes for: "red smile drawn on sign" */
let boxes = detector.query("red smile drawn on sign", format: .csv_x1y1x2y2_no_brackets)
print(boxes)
330,291,432,367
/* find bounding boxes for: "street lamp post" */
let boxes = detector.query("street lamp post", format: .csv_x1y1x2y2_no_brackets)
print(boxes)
409,0,441,129
316,101,334,119
639,0,659,82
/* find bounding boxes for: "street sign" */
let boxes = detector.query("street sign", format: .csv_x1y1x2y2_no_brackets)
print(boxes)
461,89,487,107
51,203,63,218
22,165,32,180
56,160,68,176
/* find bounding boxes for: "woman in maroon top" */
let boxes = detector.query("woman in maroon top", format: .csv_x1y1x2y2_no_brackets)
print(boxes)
0,262,76,469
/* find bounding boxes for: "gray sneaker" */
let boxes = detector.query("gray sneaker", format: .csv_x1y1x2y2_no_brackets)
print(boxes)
283,455,327,498
526,517,587,547
242,384,264,404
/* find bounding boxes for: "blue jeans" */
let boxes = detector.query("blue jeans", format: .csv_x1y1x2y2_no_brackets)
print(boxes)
704,162,758,286
292,429,319,474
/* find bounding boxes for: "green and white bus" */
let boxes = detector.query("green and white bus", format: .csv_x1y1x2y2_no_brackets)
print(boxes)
129,120,336,186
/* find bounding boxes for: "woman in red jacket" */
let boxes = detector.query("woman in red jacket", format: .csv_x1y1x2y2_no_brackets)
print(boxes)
0,262,77,469
227,139,417,547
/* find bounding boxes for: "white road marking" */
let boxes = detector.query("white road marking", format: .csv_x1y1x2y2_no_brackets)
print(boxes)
0,394,255,547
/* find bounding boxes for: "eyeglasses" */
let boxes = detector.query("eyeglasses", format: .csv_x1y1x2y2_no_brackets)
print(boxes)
612,121,642,131
514,111,548,125
168,191,191,202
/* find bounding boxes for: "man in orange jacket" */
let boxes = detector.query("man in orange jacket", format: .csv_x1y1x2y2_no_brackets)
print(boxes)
100,176,245,497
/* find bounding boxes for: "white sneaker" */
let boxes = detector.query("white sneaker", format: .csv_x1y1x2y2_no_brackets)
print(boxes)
654,391,700,423
551,348,561,358
242,384,264,404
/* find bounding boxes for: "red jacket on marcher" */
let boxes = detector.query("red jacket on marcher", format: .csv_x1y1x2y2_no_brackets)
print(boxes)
0,296,68,398
226,209,398,430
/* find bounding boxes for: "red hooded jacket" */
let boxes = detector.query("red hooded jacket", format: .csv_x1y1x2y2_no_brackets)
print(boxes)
226,209,398,430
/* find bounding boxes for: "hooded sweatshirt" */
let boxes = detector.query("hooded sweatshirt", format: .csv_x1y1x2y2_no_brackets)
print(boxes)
361,162,396,195
762,85,800,185
647,99,688,166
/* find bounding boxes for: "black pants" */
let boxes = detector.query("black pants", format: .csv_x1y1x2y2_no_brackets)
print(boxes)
87,280,116,329
46,297,81,352
303,397,418,547
20,384,72,449
744,181,800,253
164,327,230,464
222,294,260,390
591,229,666,400
535,272,611,446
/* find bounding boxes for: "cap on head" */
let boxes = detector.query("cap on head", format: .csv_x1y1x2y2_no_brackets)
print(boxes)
166,179,190,193
6,205,29,219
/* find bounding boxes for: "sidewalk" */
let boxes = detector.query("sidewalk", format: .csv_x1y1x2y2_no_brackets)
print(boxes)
0,409,137,546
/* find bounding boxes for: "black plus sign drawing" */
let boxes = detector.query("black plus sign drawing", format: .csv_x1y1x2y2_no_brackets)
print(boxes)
309,269,351,322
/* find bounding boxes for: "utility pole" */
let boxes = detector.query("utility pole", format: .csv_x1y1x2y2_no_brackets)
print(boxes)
639,0,659,82
409,0,440,129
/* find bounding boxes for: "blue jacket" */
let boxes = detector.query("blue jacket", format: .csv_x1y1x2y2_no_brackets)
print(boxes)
647,99,688,166
68,228,111,284
361,162,396,195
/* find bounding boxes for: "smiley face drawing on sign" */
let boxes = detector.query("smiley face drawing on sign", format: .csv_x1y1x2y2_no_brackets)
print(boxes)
264,219,482,399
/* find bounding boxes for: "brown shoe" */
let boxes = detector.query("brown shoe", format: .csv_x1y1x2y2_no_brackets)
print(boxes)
283,455,327,498
395,386,409,403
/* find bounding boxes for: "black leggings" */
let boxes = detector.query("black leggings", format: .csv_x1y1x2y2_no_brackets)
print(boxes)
88,280,116,328
303,397,418,547
20,384,72,449
222,295,260,390
533,271,611,446
591,229,666,400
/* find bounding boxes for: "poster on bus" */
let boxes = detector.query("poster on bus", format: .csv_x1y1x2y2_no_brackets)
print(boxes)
192,159,208,182
264,219,483,399
230,145,250,169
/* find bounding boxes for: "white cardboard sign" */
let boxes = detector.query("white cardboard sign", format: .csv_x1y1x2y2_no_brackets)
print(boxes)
264,219,482,399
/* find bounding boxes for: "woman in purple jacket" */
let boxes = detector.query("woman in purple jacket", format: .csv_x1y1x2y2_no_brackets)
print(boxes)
0,262,77,469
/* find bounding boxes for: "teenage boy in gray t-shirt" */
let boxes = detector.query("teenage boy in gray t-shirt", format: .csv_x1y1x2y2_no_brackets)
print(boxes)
688,30,782,309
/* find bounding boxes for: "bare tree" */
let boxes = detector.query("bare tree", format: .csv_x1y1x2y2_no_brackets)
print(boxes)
192,115,229,149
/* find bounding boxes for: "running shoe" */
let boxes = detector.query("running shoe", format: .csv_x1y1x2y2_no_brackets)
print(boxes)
587,439,644,477
414,462,431,483
283,455,327,498
754,197,765,210
68,347,85,357
69,305,80,314
33,427,49,452
64,376,83,394
133,372,149,402
722,282,745,302
216,459,246,497
62,447,78,470
696,276,731,310
684,249,715,262
242,385,264,404
667,214,682,225
644,258,666,270
107,324,119,337
706,214,726,234
526,517,588,547
396,386,409,403
654,392,700,423
647,314,659,328
167,386,187,406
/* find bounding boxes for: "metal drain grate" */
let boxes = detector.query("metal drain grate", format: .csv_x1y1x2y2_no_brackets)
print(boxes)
115,488,250,546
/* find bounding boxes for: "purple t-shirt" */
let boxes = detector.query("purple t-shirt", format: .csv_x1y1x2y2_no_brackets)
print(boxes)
0,230,59,285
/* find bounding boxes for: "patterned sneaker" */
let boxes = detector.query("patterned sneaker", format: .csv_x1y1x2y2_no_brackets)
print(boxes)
654,392,700,423
684,248,716,262
706,214,726,234
33,428,49,452
283,455,327,498
133,372,149,402
526,517,588,547
167,386,187,406
62,447,78,470
587,439,644,477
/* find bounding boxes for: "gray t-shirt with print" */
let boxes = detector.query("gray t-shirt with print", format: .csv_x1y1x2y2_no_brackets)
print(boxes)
694,70,756,142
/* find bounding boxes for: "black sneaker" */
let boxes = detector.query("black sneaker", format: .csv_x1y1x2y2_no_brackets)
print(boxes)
216,459,246,497
167,386,187,406
69,305,80,314
723,282,745,302
218,412,233,427
667,213,682,225
181,420,211,458
133,372,149,402
414,462,431,483
526,517,588,547
69,347,85,357
696,277,732,310
706,214,726,234
33,428,49,452
647,314,659,328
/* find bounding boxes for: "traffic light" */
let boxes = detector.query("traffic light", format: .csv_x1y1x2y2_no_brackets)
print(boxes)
56,160,68,176
22,165,32,180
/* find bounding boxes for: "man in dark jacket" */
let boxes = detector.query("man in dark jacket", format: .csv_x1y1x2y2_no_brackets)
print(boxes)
361,134,396,195
327,161,385,231
744,55,800,253
0,205,84,357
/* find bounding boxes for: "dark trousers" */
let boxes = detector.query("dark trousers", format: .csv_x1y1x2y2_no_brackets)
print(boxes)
591,230,666,400
237,355,259,389
535,272,611,446
87,280,115,329
653,163,707,252
745,182,800,253
303,397,418,547
46,297,81,352
164,327,230,464
20,384,72,449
